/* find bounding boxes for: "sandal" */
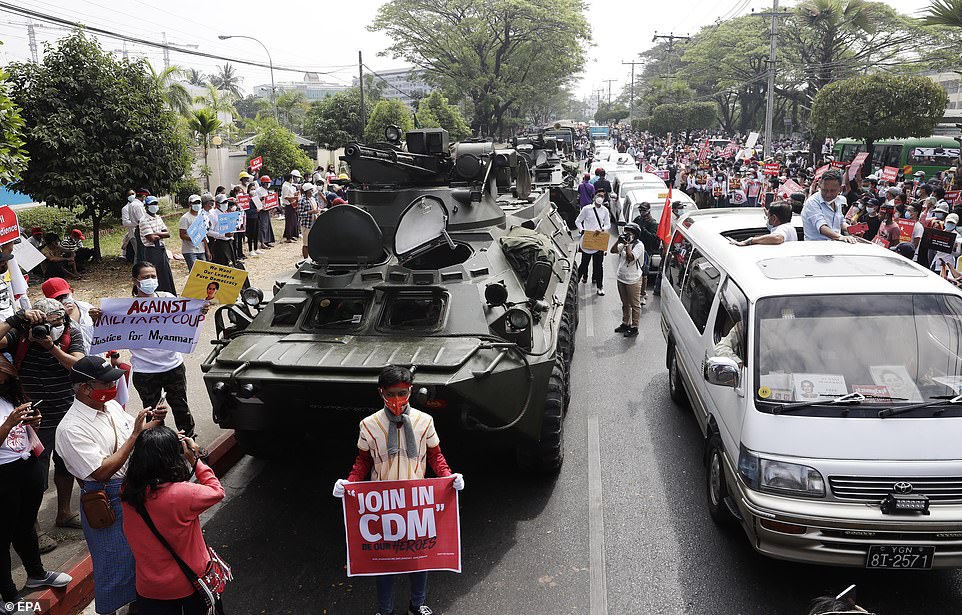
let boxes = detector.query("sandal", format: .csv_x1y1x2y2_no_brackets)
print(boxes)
37,532,57,554
55,514,83,529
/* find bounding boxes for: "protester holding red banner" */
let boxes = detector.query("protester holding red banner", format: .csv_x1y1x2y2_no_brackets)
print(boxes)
333,365,464,615
878,203,901,247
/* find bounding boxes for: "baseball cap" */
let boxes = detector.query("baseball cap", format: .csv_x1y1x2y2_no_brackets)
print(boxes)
30,227,42,236
71,229,85,241
935,203,950,214
41,277,72,299
291,170,302,178
215,194,227,204
948,213,960,225
144,196,159,205
70,355,125,385
188,194,202,204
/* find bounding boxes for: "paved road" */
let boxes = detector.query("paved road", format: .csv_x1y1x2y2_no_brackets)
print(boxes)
202,262,962,615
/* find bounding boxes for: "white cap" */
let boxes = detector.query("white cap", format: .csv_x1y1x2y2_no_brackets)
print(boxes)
301,182,316,192
291,170,302,178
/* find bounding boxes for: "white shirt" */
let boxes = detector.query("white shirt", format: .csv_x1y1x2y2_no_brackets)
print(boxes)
0,398,30,464
616,240,646,284
281,181,297,202
576,204,611,254
205,207,230,241
128,291,184,373
930,229,961,272
179,211,206,254
122,199,146,243
65,298,95,353
56,398,135,481
772,222,798,242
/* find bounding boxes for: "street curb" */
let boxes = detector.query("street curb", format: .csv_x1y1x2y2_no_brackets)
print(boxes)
34,429,243,615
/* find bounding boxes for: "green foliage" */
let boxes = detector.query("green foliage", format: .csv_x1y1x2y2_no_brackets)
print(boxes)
593,103,629,124
364,99,414,143
249,124,313,179
922,0,962,26
148,64,192,116
16,206,86,237
371,0,591,137
8,30,193,258
234,94,267,121
0,69,28,184
210,63,244,98
276,90,308,133
305,89,363,150
171,177,202,206
416,91,471,140
811,74,948,156
649,102,717,134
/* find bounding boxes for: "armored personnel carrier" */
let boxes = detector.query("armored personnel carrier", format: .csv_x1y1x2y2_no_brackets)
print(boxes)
512,132,580,229
202,127,580,472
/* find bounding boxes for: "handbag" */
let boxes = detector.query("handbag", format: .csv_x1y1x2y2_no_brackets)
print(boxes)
135,505,232,614
80,413,118,529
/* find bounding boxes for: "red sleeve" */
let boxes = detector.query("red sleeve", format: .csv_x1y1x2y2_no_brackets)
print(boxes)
427,444,452,477
187,461,225,515
347,448,373,482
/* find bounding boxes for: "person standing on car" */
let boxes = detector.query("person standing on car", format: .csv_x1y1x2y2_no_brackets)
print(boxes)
801,169,858,243
612,223,645,337
575,192,611,296
332,365,463,615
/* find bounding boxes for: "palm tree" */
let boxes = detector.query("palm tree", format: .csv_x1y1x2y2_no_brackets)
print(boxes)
185,67,207,86
195,83,237,138
210,63,244,99
148,64,192,115
921,0,962,27
186,108,222,189
276,90,308,132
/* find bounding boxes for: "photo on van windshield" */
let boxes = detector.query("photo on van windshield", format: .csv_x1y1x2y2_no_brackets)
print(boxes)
755,294,962,406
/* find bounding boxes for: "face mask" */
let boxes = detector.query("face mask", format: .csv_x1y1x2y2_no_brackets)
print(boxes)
936,213,946,220
127,195,135,203
594,197,604,206
88,384,118,404
147,204,159,214
138,278,159,295
46,324,64,341
866,207,876,214
219,202,229,211
59,294,74,306
903,212,912,220
191,203,202,212
948,223,958,232
383,395,407,416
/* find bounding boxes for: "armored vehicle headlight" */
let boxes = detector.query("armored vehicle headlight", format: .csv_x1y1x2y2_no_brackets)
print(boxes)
506,308,531,331
484,282,508,307
385,124,402,143
241,286,264,307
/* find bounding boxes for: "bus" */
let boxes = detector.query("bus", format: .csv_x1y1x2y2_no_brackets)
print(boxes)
588,125,610,141
832,136,960,179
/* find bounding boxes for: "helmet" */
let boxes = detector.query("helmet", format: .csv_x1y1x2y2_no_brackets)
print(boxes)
623,222,642,238
290,169,302,178
239,171,252,180
259,175,271,184
338,173,349,180
301,182,316,192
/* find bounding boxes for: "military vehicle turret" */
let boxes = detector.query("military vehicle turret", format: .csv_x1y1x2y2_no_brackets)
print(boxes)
202,127,580,472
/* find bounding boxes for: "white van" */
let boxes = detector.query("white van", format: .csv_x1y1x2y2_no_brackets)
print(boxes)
661,208,962,569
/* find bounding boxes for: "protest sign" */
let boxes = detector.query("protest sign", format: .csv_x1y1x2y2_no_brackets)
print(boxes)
847,223,869,237
763,163,780,176
830,160,848,169
181,261,248,305
654,169,669,181
0,206,18,245
852,385,891,400
945,190,960,205
262,192,279,210
881,166,899,182
582,230,610,252
792,373,847,401
814,164,830,181
11,240,45,272
745,132,760,149
923,226,957,252
872,235,890,249
249,156,263,172
897,220,916,243
848,152,869,180
237,194,251,210
342,477,461,576
777,179,803,198
216,211,242,235
90,297,205,355
187,213,207,248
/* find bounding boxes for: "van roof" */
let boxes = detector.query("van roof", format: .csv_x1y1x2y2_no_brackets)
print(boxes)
675,208,961,301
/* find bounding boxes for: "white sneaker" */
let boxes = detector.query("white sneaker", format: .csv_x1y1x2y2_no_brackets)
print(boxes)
597,288,605,296
249,250,259,257
24,571,72,589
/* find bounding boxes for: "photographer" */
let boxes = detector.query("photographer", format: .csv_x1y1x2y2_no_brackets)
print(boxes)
612,223,646,338
0,297,85,551
56,355,166,615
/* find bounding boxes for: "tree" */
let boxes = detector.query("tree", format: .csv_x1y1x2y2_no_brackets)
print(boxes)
194,83,236,138
416,91,471,140
210,63,244,98
148,64,192,116
370,0,590,137
186,108,222,190
234,94,269,121
276,90,308,132
305,89,363,150
811,74,948,164
593,103,629,125
922,0,962,26
649,102,717,135
185,67,207,86
249,123,313,179
364,99,414,143
9,30,192,259
0,69,28,184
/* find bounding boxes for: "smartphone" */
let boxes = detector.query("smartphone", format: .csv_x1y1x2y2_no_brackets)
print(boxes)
28,399,43,416
835,584,856,607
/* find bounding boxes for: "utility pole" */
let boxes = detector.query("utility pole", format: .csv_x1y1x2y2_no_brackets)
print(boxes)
358,51,366,140
26,22,37,63
603,79,617,108
622,60,645,124
651,32,690,87
161,32,169,69
753,2,789,158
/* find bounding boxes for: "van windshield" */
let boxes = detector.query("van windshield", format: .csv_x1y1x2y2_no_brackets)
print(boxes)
755,293,962,414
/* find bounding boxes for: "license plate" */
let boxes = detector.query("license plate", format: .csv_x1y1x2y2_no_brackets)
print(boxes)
865,545,935,569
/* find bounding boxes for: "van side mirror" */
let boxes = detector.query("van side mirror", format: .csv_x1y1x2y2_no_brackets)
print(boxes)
704,357,740,388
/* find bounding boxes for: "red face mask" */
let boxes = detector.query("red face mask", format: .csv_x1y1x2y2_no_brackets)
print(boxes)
88,384,118,404
381,386,411,416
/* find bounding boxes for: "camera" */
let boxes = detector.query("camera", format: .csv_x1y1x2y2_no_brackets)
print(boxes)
618,233,631,244
31,323,51,338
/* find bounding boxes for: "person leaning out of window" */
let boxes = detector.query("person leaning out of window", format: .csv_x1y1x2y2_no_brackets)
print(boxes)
731,201,797,246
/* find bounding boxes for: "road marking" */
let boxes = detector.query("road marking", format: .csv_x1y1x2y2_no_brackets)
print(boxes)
587,415,608,615
583,283,595,338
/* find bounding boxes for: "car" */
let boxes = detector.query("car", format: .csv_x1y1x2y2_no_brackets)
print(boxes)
661,207,962,570
617,189,698,276
612,172,669,204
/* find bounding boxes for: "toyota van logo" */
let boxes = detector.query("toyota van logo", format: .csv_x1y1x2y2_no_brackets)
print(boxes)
893,482,914,494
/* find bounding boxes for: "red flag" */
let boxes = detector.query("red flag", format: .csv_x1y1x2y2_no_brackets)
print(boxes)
657,185,673,244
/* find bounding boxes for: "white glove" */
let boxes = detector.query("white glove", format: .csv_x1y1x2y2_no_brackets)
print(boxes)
452,473,464,491
332,478,348,498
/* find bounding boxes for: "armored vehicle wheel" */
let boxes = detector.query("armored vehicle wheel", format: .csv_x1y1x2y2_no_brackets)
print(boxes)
558,314,574,363
234,429,299,459
516,362,566,474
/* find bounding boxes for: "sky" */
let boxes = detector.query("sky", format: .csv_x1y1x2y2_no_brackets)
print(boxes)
0,0,937,100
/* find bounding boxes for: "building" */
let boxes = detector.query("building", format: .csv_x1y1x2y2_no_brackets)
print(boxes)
353,67,431,107
254,72,350,102
923,72,962,137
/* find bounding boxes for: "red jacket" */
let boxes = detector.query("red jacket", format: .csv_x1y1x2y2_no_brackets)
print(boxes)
122,461,225,599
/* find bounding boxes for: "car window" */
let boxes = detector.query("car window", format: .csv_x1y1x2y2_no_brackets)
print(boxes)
665,233,692,295
680,251,720,334
712,278,749,364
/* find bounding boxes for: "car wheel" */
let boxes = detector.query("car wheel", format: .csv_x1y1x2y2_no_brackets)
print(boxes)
668,345,689,407
706,433,735,525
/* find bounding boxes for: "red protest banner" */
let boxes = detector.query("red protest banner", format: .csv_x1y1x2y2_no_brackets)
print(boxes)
249,156,263,172
814,164,830,180
261,192,279,210
848,152,869,180
872,235,890,249
236,194,251,210
830,160,848,169
777,178,803,198
945,190,960,205
897,219,916,243
847,222,869,237
0,206,19,245
342,477,461,576
763,163,780,176
881,166,899,182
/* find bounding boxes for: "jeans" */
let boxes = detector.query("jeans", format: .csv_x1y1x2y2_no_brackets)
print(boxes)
376,572,428,613
132,363,195,437
577,250,605,289
0,457,46,601
183,252,205,272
